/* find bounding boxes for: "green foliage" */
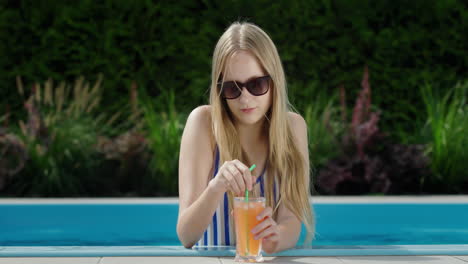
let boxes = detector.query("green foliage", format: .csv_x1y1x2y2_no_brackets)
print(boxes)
2,76,108,196
421,81,468,190
13,115,101,196
1,76,155,197
140,88,186,196
315,67,432,195
1,1,468,196
298,81,343,171
1,0,467,135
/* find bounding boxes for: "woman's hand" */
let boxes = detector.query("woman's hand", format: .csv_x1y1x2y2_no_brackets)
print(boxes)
209,159,255,196
251,206,280,252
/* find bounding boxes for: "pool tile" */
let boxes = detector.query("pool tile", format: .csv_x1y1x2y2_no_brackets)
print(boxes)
220,256,343,263
0,257,100,264
337,255,467,264
100,256,221,264
453,256,468,262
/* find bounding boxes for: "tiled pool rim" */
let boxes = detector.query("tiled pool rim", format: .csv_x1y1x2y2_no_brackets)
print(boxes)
1,196,468,257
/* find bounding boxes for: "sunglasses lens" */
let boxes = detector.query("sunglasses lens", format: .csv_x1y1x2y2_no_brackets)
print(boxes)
247,77,270,96
220,82,240,99
219,76,270,99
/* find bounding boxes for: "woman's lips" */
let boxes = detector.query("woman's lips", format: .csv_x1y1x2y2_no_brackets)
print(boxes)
241,107,256,113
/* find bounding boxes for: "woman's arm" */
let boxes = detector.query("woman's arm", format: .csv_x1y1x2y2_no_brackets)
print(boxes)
177,106,222,248
177,106,256,248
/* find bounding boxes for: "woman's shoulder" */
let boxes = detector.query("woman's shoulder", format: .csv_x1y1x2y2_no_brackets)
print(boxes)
287,111,307,130
287,111,308,149
186,105,215,147
188,105,212,122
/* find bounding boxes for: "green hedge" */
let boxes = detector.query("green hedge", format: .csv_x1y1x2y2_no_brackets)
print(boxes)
1,0,467,139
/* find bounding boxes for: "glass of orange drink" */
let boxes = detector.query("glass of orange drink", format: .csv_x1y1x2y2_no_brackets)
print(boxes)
233,196,266,262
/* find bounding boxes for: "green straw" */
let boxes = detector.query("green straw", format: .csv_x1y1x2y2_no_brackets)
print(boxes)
245,164,256,256
246,164,256,201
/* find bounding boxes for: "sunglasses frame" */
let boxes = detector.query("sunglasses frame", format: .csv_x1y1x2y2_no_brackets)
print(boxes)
218,75,271,99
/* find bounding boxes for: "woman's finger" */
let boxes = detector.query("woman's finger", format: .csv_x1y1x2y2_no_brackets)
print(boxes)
254,224,279,240
232,160,253,191
226,162,245,195
223,169,241,195
251,216,274,235
256,207,273,220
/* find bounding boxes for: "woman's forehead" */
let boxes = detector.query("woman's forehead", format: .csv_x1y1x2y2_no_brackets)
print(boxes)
223,51,265,82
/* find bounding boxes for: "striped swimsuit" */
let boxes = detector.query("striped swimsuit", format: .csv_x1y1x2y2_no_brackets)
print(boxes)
195,146,279,246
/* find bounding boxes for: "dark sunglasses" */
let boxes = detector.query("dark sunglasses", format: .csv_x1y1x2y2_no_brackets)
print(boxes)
217,76,271,99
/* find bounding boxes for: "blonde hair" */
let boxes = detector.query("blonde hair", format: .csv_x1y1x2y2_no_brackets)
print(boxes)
209,21,315,245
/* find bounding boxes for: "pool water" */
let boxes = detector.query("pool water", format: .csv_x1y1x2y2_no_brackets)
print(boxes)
2,201,468,246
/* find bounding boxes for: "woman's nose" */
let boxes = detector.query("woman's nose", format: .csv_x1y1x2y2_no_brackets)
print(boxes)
239,87,252,104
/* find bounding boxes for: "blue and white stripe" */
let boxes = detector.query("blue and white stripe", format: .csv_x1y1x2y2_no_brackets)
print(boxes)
195,146,279,246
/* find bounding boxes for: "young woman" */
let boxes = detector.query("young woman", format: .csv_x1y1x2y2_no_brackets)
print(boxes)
177,21,315,253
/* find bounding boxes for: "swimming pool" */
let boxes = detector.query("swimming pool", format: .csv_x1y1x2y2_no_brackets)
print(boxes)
1,197,468,257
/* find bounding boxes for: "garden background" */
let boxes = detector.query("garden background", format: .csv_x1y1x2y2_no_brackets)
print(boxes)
1,0,467,197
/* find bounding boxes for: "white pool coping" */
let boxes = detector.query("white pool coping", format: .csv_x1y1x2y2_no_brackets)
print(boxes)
1,195,468,204
1,245,468,257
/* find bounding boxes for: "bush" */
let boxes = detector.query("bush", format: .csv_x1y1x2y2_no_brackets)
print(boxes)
420,80,468,192
298,81,343,175
140,87,186,196
1,1,468,196
0,76,153,196
1,77,107,196
316,66,432,195
1,0,467,139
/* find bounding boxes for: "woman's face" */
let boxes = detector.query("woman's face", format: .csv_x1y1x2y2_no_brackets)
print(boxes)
222,51,272,126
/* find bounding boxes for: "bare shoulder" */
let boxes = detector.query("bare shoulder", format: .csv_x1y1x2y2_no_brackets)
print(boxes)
185,105,215,148
287,111,309,154
188,105,212,124
288,111,307,131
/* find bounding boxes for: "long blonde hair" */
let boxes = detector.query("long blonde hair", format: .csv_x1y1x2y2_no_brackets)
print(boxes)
209,21,315,244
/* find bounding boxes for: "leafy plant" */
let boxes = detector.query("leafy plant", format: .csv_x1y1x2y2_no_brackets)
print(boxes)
298,81,343,173
421,81,468,191
2,0,466,135
96,130,151,196
95,81,153,196
0,124,27,190
316,66,431,195
140,87,185,196
2,76,112,196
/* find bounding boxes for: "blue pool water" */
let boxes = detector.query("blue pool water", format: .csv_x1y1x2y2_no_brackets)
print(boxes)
2,201,468,247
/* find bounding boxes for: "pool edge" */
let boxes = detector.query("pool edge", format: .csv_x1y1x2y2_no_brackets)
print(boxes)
1,245,468,257
2,195,468,204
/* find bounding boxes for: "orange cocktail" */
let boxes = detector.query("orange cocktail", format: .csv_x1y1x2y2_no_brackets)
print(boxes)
233,197,265,262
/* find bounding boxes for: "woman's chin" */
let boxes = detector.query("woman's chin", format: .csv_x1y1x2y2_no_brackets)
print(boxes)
234,115,265,126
